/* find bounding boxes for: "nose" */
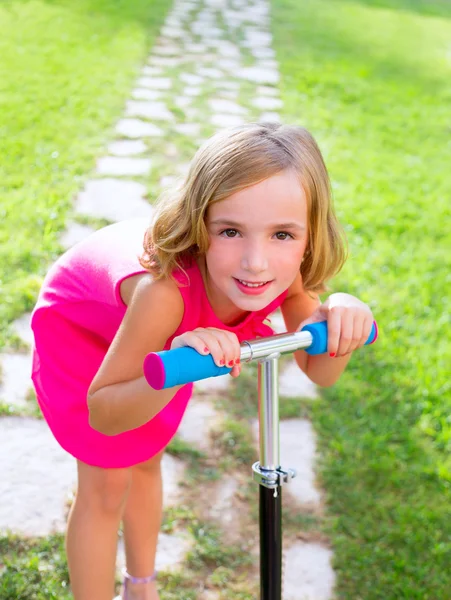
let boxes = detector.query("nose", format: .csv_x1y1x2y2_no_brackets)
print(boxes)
240,240,268,275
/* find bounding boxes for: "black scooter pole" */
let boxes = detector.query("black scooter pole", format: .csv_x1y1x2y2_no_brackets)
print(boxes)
253,357,296,600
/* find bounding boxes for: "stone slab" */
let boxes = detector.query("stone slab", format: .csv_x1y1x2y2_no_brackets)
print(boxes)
280,419,321,506
0,353,33,407
284,542,335,600
107,140,147,157
60,222,96,249
75,179,153,222
96,156,152,176
126,100,175,122
0,417,77,535
116,119,164,139
252,418,321,507
177,398,221,450
11,313,33,347
279,361,319,400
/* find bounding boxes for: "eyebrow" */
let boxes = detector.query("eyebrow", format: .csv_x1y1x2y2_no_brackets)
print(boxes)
209,219,306,231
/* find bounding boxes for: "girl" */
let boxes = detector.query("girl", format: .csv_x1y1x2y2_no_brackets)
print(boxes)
31,122,374,600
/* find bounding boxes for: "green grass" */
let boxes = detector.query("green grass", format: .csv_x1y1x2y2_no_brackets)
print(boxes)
271,0,451,597
0,0,169,349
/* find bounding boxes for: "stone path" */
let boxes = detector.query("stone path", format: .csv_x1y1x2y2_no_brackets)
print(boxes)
0,0,335,598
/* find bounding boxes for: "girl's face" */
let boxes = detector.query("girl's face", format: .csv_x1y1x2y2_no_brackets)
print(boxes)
204,170,308,324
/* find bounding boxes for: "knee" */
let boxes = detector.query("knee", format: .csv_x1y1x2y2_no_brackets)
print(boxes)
78,465,132,515
133,449,164,474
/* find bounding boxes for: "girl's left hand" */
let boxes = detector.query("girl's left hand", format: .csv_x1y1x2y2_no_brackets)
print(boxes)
298,293,374,358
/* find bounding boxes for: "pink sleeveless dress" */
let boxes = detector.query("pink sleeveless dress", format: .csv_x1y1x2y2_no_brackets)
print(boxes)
31,218,288,468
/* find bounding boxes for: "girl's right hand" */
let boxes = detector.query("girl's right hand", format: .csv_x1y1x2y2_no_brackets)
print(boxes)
170,327,242,378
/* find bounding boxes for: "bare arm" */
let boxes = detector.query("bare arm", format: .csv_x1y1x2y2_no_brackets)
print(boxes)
281,274,351,387
87,275,185,436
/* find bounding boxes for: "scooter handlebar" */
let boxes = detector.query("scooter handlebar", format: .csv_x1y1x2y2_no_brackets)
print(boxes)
143,320,378,390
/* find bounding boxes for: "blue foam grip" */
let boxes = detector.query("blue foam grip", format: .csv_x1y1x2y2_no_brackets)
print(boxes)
302,320,378,356
144,346,232,390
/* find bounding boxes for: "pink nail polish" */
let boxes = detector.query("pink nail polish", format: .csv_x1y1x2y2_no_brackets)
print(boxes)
235,358,240,365
220,359,225,365
204,347,209,353
329,352,336,358
228,360,234,366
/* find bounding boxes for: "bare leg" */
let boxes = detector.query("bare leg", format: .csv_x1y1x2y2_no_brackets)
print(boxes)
120,450,164,600
66,460,132,600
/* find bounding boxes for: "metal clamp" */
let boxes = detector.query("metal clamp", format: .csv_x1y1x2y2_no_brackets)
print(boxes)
252,462,297,490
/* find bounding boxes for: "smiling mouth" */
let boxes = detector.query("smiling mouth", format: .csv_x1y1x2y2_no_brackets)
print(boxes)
236,278,271,288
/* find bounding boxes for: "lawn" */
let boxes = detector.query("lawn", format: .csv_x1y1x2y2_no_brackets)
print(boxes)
271,0,451,597
0,0,168,349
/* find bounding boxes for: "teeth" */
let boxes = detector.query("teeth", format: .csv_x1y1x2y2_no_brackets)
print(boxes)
238,280,267,288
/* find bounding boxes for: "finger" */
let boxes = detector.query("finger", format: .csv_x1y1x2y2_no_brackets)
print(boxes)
326,307,341,356
191,330,228,367
209,329,241,368
230,363,242,378
336,310,355,357
348,313,365,354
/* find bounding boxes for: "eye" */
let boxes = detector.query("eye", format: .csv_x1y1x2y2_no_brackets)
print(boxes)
220,228,239,238
274,231,294,240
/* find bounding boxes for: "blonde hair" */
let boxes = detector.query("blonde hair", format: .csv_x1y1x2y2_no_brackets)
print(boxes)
140,122,347,293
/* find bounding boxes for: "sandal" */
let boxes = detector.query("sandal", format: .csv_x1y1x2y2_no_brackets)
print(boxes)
114,567,157,600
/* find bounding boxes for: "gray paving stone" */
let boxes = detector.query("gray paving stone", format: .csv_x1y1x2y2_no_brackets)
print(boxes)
213,39,241,57
131,88,162,101
0,417,77,535
280,420,321,506
211,113,246,128
257,85,279,96
258,59,279,70
209,98,247,114
107,140,147,157
148,56,182,68
284,542,335,600
279,361,319,400
183,86,202,97
196,67,224,79
0,353,32,407
141,65,163,77
174,96,192,109
252,96,283,110
75,179,153,222
60,222,96,249
243,30,272,47
96,156,152,177
184,42,208,54
161,453,187,507
218,89,239,101
159,175,178,188
180,72,204,86
260,111,281,122
126,100,175,122
161,26,185,39
117,531,192,575
153,44,180,56
116,119,164,138
252,47,276,59
11,312,33,347
237,66,279,85
252,418,321,507
214,80,241,90
217,58,242,72
177,398,221,450
174,122,201,136
207,475,238,525
137,76,173,90
194,372,231,393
